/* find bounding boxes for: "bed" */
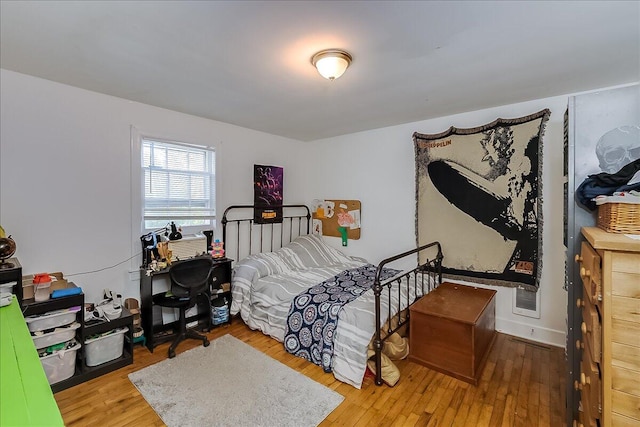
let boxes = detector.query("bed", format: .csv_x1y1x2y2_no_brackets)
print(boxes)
222,204,443,388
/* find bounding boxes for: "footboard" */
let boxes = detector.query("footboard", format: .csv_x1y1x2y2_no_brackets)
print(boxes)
372,242,443,386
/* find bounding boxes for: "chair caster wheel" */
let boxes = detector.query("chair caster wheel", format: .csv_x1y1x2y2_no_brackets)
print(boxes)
204,339,210,347
169,349,176,358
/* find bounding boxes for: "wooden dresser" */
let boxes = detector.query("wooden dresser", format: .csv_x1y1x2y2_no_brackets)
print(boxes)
574,227,640,427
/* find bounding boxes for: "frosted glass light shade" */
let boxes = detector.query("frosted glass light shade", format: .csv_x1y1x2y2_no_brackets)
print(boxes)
311,50,352,80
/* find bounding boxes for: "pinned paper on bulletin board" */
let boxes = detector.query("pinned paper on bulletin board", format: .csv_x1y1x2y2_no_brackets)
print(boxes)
312,199,361,240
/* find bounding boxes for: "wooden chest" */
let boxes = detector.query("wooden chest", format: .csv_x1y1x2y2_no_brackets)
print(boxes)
409,282,497,385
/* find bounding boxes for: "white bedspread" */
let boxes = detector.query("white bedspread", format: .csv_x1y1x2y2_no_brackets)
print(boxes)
231,235,428,388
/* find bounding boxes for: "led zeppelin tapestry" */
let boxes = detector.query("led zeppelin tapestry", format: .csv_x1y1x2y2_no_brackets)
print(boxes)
254,164,284,224
413,109,550,291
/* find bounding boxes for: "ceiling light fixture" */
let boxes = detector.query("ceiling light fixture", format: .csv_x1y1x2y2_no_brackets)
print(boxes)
311,49,352,80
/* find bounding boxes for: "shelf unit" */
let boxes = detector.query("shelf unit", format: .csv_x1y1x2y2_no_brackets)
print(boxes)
22,288,133,393
0,257,23,304
209,258,232,326
82,308,134,383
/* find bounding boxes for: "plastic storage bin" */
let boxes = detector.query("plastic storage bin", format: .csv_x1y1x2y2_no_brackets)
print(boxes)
211,300,229,325
32,322,81,349
39,339,80,385
25,306,81,332
84,327,129,367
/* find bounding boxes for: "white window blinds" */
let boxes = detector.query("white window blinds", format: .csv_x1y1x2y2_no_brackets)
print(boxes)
142,138,215,230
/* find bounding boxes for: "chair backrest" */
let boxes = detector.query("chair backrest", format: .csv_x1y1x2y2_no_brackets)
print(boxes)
169,257,214,301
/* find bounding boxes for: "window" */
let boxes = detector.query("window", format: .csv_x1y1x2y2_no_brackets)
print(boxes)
141,138,215,231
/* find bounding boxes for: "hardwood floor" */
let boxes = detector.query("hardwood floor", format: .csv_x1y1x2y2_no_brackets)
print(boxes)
55,320,566,426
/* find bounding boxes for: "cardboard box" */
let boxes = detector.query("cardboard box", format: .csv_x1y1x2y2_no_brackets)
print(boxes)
21,272,73,300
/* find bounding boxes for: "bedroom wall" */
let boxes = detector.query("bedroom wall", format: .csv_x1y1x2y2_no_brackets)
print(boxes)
0,69,307,304
1,67,629,348
305,94,573,347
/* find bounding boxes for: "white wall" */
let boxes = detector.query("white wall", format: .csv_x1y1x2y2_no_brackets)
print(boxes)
0,68,592,347
0,69,307,304
305,95,570,347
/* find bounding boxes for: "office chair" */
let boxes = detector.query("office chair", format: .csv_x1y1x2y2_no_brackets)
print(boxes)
153,257,213,358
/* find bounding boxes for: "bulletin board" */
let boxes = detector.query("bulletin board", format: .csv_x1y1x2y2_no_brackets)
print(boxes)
311,199,361,240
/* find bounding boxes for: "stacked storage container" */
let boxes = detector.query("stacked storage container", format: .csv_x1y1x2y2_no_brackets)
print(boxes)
84,327,129,366
25,306,82,385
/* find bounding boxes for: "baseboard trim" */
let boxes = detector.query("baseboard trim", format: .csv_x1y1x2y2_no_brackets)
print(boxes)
495,316,566,348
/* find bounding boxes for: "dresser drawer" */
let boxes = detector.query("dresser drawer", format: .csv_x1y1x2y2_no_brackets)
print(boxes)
612,389,640,421
612,271,640,298
578,242,602,305
612,318,640,347
611,411,640,427
578,396,598,427
612,365,640,397
581,295,601,363
611,295,640,324
612,342,640,372
580,345,601,419
611,252,640,275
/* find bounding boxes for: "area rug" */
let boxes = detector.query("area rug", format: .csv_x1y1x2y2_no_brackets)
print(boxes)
413,109,550,291
129,334,344,427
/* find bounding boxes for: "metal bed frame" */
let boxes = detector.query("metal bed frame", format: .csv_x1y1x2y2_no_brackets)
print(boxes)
221,204,443,387
221,204,311,262
372,242,443,386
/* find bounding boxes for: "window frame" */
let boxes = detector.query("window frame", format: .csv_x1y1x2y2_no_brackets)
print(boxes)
130,127,217,269
140,137,216,233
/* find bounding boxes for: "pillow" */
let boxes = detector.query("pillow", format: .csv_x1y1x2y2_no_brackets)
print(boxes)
282,234,358,268
233,251,293,281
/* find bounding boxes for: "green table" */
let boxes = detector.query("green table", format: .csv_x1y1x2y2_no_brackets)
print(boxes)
0,297,64,426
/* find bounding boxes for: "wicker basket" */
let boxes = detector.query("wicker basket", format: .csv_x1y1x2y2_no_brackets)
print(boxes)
597,202,640,234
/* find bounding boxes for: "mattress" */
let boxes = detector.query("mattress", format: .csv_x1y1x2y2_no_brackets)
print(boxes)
231,234,428,388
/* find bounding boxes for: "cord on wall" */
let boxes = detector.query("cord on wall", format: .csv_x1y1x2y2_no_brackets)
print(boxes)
66,252,142,277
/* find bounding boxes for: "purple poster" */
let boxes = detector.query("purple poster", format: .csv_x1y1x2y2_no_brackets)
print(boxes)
254,164,283,223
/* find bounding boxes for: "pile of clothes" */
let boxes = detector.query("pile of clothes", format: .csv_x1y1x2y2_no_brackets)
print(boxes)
577,159,640,211
366,332,409,387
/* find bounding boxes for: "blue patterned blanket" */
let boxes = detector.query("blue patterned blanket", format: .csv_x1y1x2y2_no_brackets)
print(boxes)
283,264,400,372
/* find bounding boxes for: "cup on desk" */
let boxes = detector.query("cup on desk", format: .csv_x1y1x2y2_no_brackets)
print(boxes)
33,274,52,302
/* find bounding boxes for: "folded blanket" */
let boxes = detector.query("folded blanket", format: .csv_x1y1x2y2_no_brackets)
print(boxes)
283,264,399,372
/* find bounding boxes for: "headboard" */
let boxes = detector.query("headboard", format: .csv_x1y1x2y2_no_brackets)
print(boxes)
221,204,311,264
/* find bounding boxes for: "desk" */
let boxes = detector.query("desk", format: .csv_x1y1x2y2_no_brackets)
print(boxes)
0,297,64,426
139,257,232,352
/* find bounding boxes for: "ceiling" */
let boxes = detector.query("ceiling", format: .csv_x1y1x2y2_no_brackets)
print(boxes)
1,1,638,141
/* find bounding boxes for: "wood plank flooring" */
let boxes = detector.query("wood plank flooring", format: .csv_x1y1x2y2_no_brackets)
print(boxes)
54,320,566,426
